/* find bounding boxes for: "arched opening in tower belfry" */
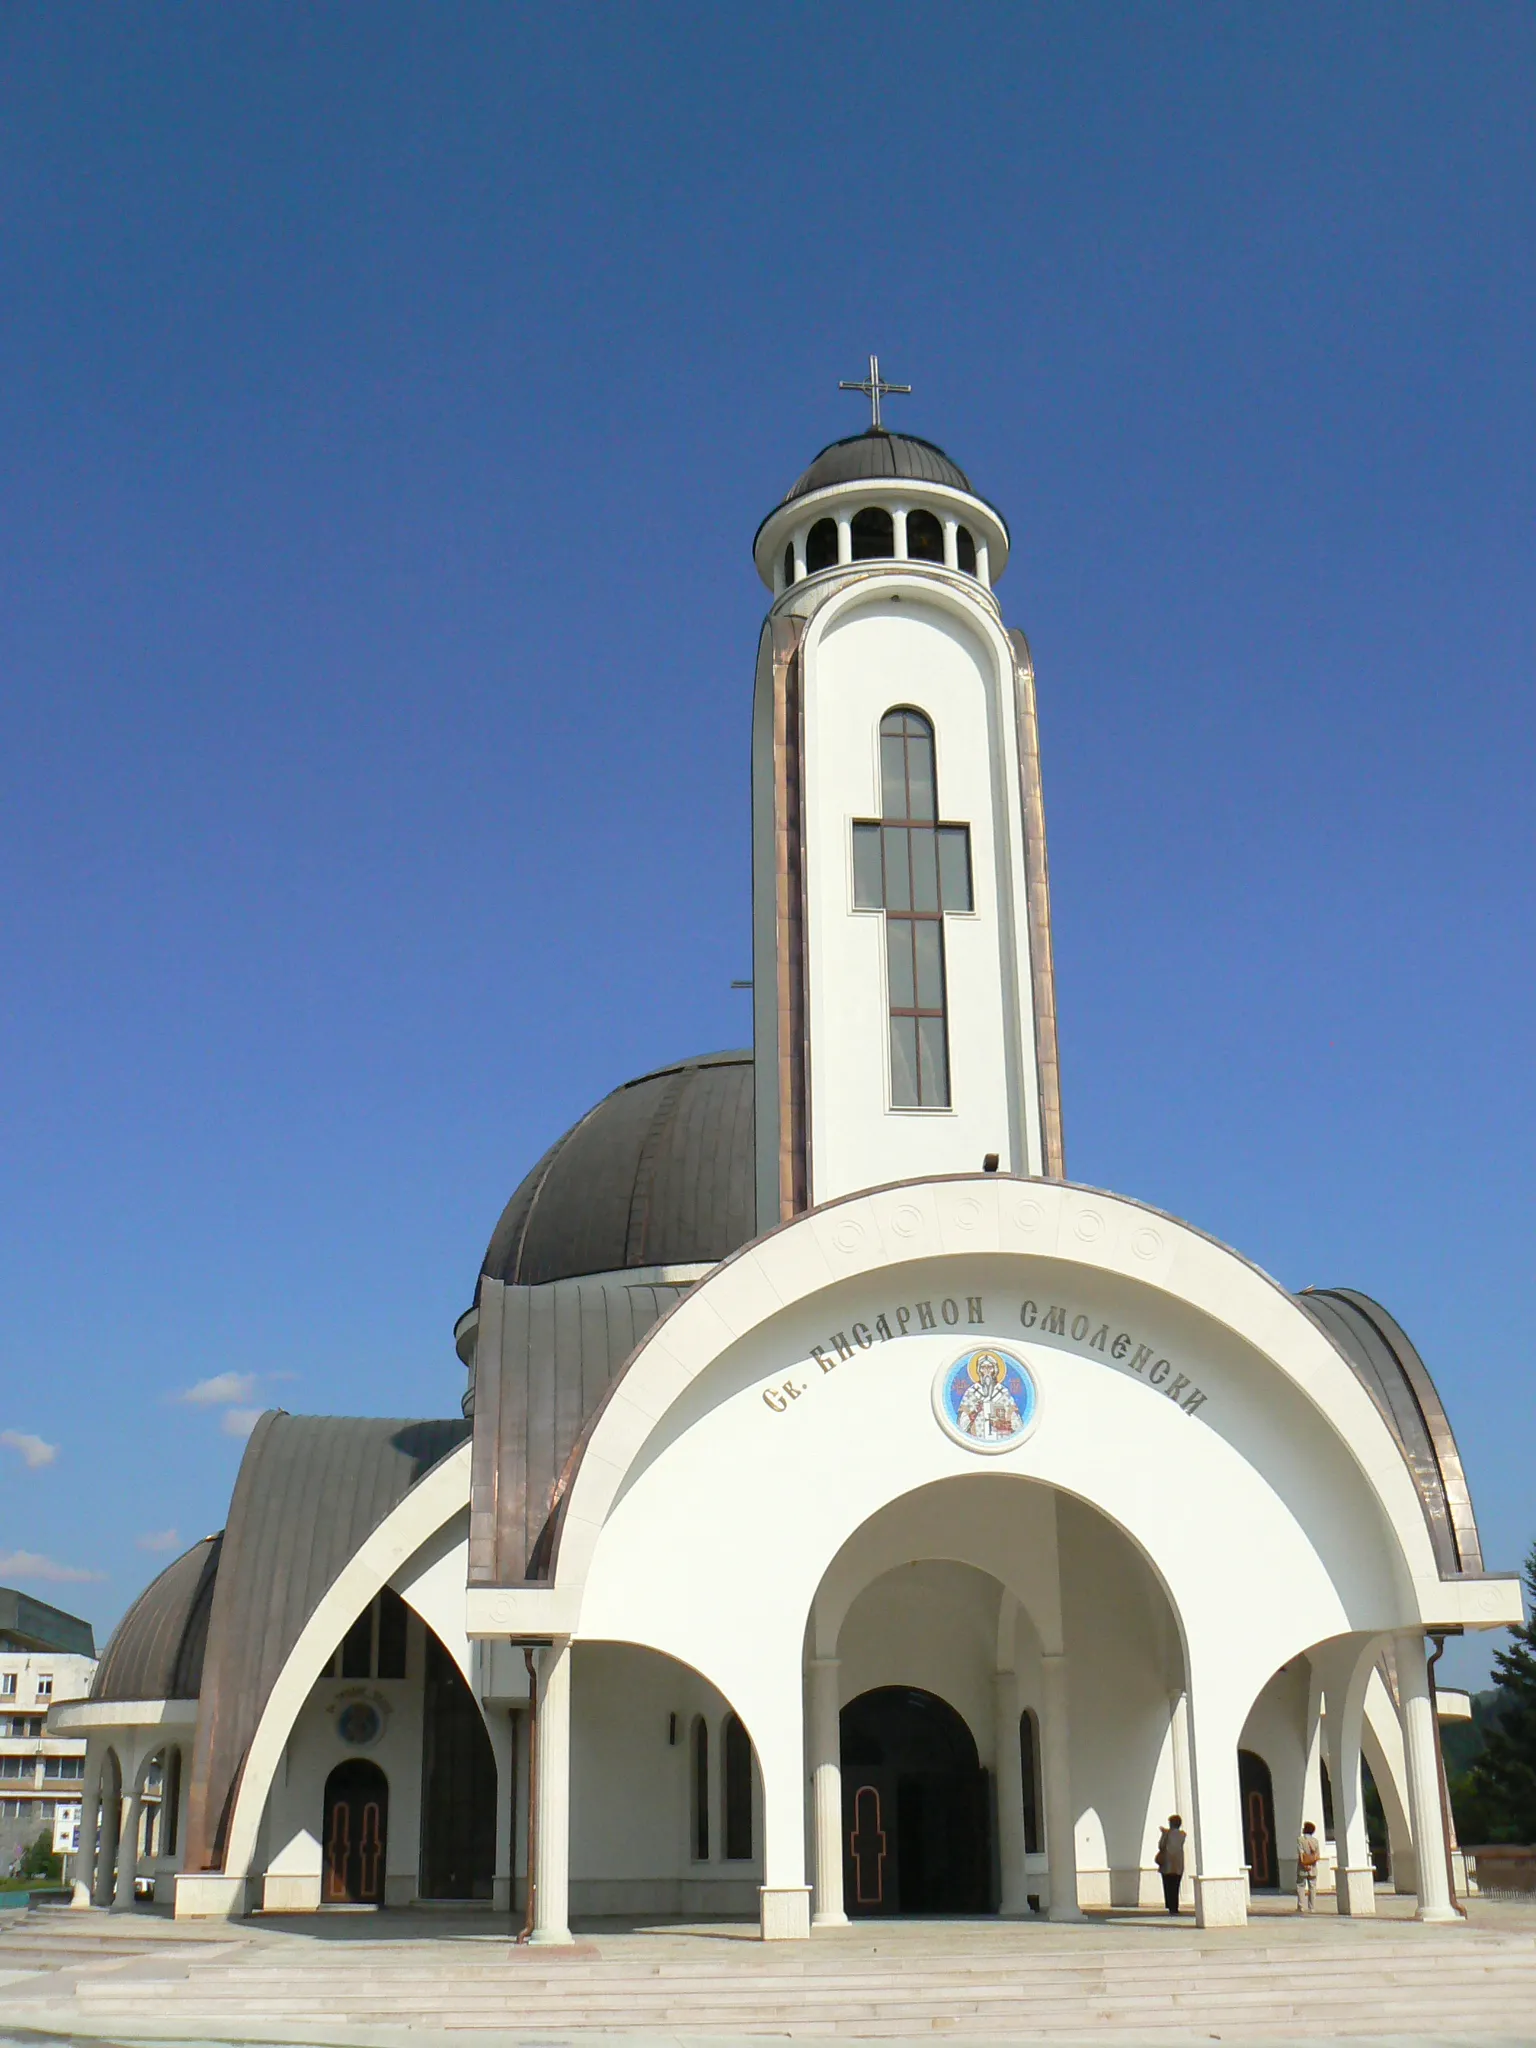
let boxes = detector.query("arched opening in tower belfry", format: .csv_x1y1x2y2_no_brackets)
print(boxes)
806,517,838,573
956,525,977,574
851,505,894,560
907,508,944,562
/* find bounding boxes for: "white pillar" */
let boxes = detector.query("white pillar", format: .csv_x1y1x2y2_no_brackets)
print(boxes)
836,515,852,565
1039,1653,1080,1921
792,530,807,582
808,1657,846,1926
73,1761,101,1908
94,1768,119,1907
1320,1643,1377,1918
114,1782,142,1910
1170,1691,1193,1829
1187,1687,1247,1927
758,1682,811,1939
892,505,909,560
994,1669,1029,1912
942,517,959,569
529,1638,572,1944
1397,1631,1455,1922
975,539,991,587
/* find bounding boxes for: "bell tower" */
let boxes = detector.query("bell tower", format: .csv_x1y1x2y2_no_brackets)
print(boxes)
750,366,1063,1231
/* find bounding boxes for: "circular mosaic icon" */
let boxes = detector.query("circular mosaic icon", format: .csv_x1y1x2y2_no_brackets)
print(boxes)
932,1346,1038,1454
336,1700,384,1749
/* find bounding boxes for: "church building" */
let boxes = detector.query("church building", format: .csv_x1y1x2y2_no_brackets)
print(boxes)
57,372,1523,1938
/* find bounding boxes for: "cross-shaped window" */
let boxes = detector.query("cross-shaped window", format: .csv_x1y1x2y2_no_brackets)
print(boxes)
852,708,972,1108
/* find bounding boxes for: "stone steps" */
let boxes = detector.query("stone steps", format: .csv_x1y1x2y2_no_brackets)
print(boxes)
10,1912,1536,2039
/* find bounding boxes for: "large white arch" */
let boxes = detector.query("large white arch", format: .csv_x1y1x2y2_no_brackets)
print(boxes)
466,1175,1518,1931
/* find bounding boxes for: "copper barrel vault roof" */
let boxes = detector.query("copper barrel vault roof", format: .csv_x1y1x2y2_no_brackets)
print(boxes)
479,1050,756,1291
1296,1286,1484,1575
183,1411,469,1870
91,1535,220,1703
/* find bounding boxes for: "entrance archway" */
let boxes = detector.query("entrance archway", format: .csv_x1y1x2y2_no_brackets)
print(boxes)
322,1758,388,1905
840,1687,989,1915
1239,1749,1278,1890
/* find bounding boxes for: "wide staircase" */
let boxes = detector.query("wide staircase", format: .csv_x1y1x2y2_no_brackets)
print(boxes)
5,1907,1536,2037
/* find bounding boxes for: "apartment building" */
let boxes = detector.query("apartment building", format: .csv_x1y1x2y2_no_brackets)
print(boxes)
0,1588,96,1871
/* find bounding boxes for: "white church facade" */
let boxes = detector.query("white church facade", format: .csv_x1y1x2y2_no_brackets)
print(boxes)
56,381,1522,1938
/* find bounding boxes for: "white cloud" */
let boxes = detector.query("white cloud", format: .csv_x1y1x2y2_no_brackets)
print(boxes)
176,1372,257,1408
136,1529,180,1553
0,1431,58,1469
0,1549,105,1584
222,1408,262,1439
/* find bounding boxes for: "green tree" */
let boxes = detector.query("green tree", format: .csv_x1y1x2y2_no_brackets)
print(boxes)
17,1827,62,1882
1468,1540,1536,1843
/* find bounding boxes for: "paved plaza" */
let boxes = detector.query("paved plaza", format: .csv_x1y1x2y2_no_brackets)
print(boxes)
3,1898,1536,2047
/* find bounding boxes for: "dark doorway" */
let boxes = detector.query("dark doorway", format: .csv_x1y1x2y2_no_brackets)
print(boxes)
419,1632,498,1899
841,1687,990,1915
323,1758,388,1905
1238,1749,1278,1890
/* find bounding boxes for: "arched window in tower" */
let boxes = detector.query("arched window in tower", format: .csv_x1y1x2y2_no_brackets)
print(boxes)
722,1712,753,1860
782,541,795,588
806,517,838,574
907,509,944,562
851,710,973,1107
690,1716,709,1861
956,526,977,575
851,505,895,560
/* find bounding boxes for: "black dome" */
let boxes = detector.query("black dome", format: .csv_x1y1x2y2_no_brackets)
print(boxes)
786,429,973,502
480,1051,756,1289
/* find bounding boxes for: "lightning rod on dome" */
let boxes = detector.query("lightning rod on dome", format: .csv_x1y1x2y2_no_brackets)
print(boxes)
838,354,911,432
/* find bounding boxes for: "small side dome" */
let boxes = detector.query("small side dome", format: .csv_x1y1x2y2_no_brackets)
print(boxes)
480,1050,757,1290
91,1535,221,1703
786,428,973,502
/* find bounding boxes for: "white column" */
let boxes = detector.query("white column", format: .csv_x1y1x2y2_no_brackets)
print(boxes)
1187,1687,1247,1927
1170,1692,1193,1829
792,530,807,582
808,1657,846,1926
759,1682,811,1939
1316,1640,1378,1918
836,514,852,565
529,1637,573,1944
942,517,959,569
1039,1653,1080,1921
892,505,909,559
73,1760,100,1908
994,1669,1029,1912
1397,1631,1455,1922
975,539,991,588
113,1779,142,1910
94,1770,119,1907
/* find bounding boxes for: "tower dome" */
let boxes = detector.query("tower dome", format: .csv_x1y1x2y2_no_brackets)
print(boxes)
754,421,1009,593
784,428,975,502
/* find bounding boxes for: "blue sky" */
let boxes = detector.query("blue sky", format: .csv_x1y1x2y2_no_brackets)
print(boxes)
1,4,1531,1688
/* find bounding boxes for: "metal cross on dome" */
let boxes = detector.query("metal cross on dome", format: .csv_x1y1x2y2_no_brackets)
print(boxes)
839,354,911,431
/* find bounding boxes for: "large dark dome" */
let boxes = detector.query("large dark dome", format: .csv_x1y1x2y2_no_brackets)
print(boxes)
480,1051,756,1289
785,428,973,502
